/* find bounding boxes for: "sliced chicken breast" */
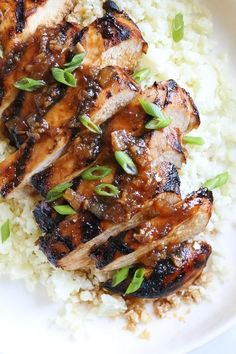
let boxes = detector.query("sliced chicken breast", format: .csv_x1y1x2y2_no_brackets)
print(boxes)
0,66,139,198
58,188,213,270
0,5,147,119
2,22,81,146
103,241,212,298
32,79,199,196
0,0,75,57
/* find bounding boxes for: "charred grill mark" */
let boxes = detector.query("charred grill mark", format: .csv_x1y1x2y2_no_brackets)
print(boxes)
76,79,102,118
73,27,88,46
164,79,178,106
81,213,101,243
2,91,25,123
0,78,4,102
168,130,183,153
191,187,214,203
0,137,35,197
103,1,121,13
95,13,131,43
2,45,25,74
39,233,72,265
38,211,102,265
15,0,25,33
91,232,133,269
157,162,181,195
33,201,64,233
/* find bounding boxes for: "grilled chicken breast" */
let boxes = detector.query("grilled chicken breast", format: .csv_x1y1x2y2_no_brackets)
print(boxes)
35,79,201,269
32,79,199,196
103,241,212,298
0,0,75,57
0,1,214,301
0,66,139,198
59,188,213,271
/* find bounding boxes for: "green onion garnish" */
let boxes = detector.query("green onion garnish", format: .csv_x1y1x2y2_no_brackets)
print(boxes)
1,219,10,243
79,115,102,134
81,166,112,181
125,267,145,295
51,68,77,87
95,183,119,197
140,99,172,130
132,68,150,84
64,53,86,73
46,182,73,202
115,151,138,176
145,116,172,130
139,98,165,119
172,13,184,43
14,78,46,92
53,205,77,215
183,135,205,145
112,267,130,287
203,172,229,191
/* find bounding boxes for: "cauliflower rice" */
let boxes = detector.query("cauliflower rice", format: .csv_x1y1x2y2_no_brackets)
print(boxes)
0,0,236,334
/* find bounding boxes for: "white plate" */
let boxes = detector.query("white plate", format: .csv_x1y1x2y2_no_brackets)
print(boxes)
0,1,235,353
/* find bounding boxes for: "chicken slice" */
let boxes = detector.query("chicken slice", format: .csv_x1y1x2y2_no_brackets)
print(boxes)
0,66,139,198
1,22,81,145
0,0,75,57
0,5,146,119
32,79,199,196
79,1,148,72
103,241,212,298
58,188,213,270
37,194,181,267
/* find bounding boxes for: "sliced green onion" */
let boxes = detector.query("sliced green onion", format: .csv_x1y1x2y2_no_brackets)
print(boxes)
203,172,229,191
64,53,86,72
125,267,145,295
132,68,150,84
139,98,165,119
79,115,102,134
145,116,172,130
81,166,112,181
46,182,73,202
1,219,10,243
14,78,45,92
51,68,77,87
172,13,184,43
95,183,119,197
53,205,77,215
183,135,205,145
112,267,130,287
115,151,138,176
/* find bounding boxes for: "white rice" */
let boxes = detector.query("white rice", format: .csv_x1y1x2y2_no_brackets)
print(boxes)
0,0,236,334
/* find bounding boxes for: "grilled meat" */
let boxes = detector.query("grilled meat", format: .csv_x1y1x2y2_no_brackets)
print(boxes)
80,2,148,72
32,79,199,196
35,79,201,269
103,241,212,298
0,1,214,301
0,0,75,58
38,194,181,266
1,22,81,146
0,66,139,198
1,5,146,140
59,188,213,270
